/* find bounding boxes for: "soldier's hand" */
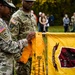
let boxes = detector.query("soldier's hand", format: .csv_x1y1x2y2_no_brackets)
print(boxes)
26,32,35,43
18,39,28,49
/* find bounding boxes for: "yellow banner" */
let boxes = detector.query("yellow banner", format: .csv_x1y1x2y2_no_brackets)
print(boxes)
31,32,46,75
21,32,75,75
47,33,75,75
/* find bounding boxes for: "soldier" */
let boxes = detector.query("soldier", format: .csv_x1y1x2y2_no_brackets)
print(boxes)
71,12,75,32
9,0,36,75
0,0,35,75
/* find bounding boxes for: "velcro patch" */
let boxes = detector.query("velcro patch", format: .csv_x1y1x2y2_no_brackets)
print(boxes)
10,18,16,24
0,26,5,33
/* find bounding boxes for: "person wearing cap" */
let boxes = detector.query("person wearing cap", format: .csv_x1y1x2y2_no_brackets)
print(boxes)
0,0,35,75
9,0,36,75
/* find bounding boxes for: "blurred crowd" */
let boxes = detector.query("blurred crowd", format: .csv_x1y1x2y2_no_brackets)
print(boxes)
63,12,75,32
31,11,55,32
31,10,75,33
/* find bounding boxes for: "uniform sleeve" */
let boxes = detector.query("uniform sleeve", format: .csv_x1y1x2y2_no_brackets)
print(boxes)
0,37,22,53
0,18,28,61
9,16,21,41
0,37,28,60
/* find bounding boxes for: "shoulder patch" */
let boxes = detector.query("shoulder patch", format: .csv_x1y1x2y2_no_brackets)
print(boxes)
10,18,16,24
0,26,5,33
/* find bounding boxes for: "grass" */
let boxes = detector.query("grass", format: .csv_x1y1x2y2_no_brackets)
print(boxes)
48,25,74,32
37,25,64,32
48,25,64,32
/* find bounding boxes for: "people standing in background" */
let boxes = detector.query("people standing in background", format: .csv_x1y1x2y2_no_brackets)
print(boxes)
46,14,50,32
31,10,37,25
38,12,42,32
39,13,48,32
9,0,36,75
71,12,75,32
63,14,70,32
49,14,54,26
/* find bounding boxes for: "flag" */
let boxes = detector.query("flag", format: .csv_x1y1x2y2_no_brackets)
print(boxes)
47,33,75,75
31,32,46,75
0,26,5,33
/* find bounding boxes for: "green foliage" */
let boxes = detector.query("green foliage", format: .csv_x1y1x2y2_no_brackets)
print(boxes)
12,0,75,25
12,0,21,5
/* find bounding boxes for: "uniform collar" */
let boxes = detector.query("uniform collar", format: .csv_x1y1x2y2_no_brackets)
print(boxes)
20,8,31,17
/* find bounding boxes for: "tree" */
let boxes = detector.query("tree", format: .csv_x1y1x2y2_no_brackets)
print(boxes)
12,0,75,25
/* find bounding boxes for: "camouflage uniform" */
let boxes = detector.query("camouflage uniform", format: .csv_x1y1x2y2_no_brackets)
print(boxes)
9,9,37,75
71,15,75,32
0,17,27,75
